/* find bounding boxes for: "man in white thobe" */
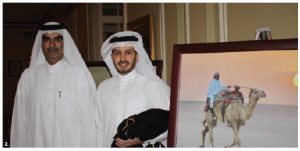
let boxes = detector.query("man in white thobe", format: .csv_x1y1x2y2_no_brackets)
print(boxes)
96,31,170,147
10,22,96,147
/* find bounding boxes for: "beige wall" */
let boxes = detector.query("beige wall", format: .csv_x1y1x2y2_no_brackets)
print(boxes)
227,3,298,41
189,4,206,43
189,3,219,43
204,3,220,42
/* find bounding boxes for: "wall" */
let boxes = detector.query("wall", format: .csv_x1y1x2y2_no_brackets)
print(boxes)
227,3,298,41
189,3,206,43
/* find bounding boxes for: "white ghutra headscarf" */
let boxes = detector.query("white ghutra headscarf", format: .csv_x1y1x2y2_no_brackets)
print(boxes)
30,21,96,99
30,22,86,68
101,31,170,96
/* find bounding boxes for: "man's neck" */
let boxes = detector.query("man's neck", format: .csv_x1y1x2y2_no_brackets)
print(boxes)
46,58,64,66
118,70,137,80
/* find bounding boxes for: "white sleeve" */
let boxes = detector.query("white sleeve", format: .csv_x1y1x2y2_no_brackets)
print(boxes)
78,70,97,147
10,72,27,147
148,81,170,110
95,86,104,147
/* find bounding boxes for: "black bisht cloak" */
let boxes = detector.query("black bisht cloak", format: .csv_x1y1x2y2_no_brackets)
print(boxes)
111,108,169,147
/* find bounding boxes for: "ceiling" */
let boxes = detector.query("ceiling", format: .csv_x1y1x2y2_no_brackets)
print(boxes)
3,3,71,28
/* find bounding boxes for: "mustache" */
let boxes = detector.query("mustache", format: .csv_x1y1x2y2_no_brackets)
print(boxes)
47,47,59,52
118,61,129,65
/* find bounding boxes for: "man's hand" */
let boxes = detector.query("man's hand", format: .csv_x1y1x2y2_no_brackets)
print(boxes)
115,137,143,147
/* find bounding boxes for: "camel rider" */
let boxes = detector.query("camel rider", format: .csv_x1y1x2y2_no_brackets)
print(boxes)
206,72,231,119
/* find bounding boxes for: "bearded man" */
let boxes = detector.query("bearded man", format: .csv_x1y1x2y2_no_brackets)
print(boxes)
96,31,170,147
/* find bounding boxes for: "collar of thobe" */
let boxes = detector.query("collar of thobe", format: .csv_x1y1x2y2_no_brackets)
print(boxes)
116,69,138,82
45,58,67,74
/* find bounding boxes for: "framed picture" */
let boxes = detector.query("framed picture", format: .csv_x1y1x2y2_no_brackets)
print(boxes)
127,14,154,60
168,39,298,147
86,60,163,87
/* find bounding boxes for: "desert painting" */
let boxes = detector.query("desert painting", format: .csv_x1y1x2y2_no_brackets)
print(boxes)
177,50,297,147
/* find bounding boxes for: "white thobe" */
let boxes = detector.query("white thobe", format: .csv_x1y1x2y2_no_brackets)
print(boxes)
96,70,170,147
10,59,96,147
207,79,227,108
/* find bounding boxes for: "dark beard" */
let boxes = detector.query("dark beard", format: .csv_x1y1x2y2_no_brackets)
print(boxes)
117,60,136,75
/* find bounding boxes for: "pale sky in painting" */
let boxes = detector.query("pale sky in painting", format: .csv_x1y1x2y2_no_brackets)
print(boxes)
180,50,298,106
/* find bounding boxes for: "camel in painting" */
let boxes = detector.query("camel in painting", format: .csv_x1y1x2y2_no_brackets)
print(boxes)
200,88,266,148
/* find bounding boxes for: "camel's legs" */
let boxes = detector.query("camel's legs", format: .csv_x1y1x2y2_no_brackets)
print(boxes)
236,120,241,146
225,121,241,148
237,120,241,131
208,126,214,147
200,125,208,147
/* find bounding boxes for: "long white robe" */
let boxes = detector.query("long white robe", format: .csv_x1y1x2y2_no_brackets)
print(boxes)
96,70,170,147
10,59,96,147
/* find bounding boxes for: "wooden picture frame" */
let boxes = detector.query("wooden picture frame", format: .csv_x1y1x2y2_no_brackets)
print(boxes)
167,38,298,147
86,60,163,87
127,14,154,60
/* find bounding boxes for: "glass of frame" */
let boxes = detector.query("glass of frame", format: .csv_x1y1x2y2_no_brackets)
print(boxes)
167,38,298,147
